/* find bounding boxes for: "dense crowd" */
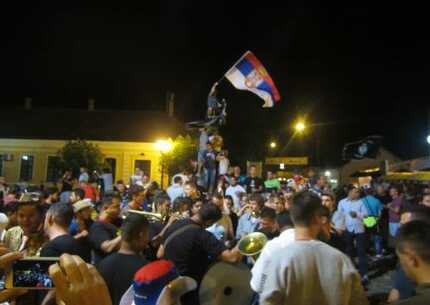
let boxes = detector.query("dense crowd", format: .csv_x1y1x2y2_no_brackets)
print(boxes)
0,164,430,305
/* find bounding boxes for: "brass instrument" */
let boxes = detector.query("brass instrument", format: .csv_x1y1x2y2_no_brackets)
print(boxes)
250,211,260,218
126,209,164,221
171,211,189,220
238,232,268,258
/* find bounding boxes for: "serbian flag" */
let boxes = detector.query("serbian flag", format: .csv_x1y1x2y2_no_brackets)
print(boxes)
225,51,281,107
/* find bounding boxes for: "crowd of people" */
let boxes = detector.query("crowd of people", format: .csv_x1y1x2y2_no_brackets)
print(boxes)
0,163,430,305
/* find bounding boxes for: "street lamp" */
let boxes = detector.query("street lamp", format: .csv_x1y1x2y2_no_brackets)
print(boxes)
155,140,172,153
427,135,430,144
270,141,277,149
324,170,331,177
154,139,173,189
295,121,306,133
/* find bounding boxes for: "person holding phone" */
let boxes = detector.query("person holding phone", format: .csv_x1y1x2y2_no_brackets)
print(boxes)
0,248,27,302
50,254,113,305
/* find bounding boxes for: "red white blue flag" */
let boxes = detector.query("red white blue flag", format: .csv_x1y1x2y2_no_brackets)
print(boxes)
225,51,281,107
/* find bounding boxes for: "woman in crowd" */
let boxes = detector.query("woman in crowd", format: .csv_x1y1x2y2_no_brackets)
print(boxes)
223,195,238,233
4,194,46,256
206,195,234,243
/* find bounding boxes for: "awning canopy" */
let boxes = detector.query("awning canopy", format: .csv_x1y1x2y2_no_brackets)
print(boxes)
380,171,430,182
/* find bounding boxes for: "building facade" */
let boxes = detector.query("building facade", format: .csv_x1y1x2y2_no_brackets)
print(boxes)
0,106,184,187
0,138,165,186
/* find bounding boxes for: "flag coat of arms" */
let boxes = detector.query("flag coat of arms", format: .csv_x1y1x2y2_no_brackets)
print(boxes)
225,51,281,107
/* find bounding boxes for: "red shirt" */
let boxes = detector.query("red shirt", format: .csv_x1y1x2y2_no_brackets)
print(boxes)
83,185,97,202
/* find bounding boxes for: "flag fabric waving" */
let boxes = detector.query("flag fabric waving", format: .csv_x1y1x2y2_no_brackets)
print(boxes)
225,51,281,107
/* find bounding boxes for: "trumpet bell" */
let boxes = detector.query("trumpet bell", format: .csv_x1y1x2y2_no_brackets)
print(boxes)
238,232,268,256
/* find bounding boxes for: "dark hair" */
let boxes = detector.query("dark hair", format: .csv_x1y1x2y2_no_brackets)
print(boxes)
47,202,74,227
154,195,170,207
44,187,59,199
318,205,331,218
224,195,234,203
261,207,277,220
72,188,85,201
173,176,183,184
116,180,125,185
4,201,19,215
347,185,358,193
276,211,294,230
396,220,430,264
390,184,403,194
173,197,193,212
130,185,145,198
290,191,323,226
198,203,222,223
321,192,335,201
121,213,150,243
403,205,430,223
249,194,265,208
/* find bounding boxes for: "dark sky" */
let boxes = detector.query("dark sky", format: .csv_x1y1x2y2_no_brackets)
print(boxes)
2,1,430,167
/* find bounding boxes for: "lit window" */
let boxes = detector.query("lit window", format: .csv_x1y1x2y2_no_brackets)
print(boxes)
20,155,34,181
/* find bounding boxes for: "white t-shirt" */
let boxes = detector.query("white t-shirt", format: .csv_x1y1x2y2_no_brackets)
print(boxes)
225,184,246,209
251,229,295,293
101,173,113,192
258,240,368,305
218,156,230,175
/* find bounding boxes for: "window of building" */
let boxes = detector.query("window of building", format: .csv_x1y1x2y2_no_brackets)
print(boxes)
20,155,34,181
134,160,151,178
105,158,117,182
46,156,62,182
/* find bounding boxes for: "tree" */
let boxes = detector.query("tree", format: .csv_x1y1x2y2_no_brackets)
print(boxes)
57,140,106,177
159,135,198,177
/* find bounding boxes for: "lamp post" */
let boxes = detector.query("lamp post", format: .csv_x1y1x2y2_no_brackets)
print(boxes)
270,141,277,149
154,139,173,189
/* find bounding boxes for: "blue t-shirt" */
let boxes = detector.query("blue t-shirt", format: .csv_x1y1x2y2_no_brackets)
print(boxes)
69,219,80,236
362,195,383,217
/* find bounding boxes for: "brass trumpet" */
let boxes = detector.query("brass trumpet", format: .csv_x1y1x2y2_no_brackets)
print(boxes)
238,232,268,258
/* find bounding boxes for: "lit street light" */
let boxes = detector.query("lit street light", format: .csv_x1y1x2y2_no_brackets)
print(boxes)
270,141,277,149
324,170,331,177
427,135,430,144
295,121,306,133
155,139,173,189
155,139,172,153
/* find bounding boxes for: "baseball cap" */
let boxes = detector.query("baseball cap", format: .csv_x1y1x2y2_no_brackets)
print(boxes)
119,260,197,305
73,199,93,213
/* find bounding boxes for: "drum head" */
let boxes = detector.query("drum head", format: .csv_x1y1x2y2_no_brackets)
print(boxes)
199,262,253,305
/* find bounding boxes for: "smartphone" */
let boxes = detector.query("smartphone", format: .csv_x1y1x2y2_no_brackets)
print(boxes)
5,257,59,289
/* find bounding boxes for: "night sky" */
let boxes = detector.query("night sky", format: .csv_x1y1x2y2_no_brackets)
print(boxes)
2,2,429,168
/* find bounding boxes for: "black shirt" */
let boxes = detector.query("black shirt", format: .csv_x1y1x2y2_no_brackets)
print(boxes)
89,221,119,265
40,234,88,259
97,253,147,305
162,219,226,283
244,176,264,193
